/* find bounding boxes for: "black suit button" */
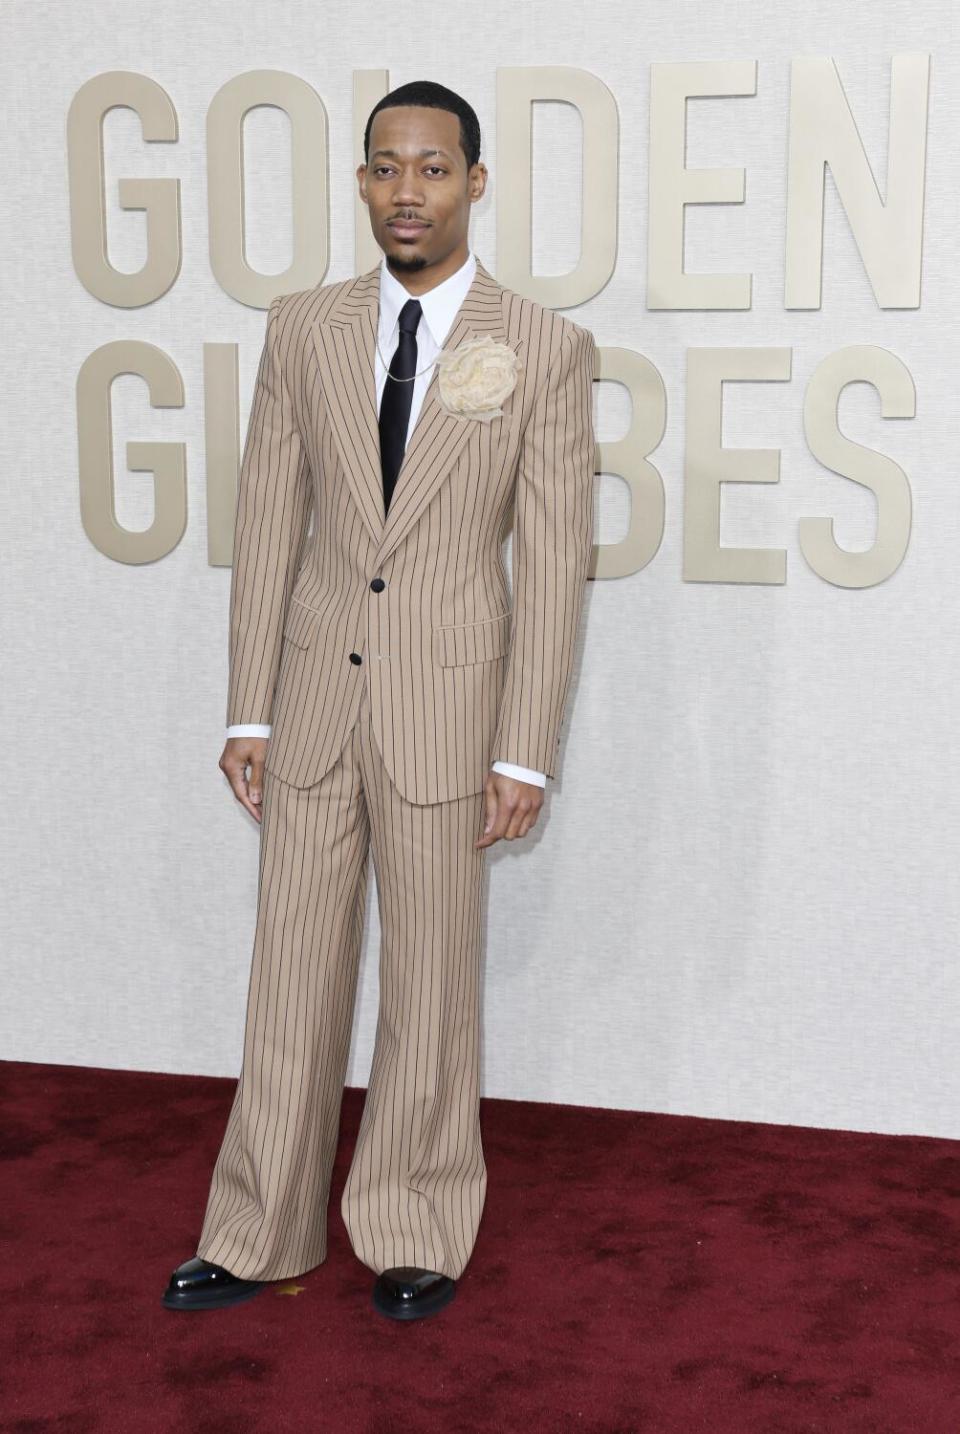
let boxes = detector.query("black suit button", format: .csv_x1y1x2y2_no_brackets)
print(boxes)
370,577,385,592
349,652,362,665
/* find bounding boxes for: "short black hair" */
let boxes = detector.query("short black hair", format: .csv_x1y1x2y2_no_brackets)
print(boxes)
363,81,481,171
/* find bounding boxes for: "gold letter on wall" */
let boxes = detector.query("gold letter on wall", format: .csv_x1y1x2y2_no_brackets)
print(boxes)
593,347,668,581
78,341,186,563
785,55,929,309
208,69,330,307
67,71,181,307
497,66,618,306
800,344,914,587
684,347,792,583
648,60,757,311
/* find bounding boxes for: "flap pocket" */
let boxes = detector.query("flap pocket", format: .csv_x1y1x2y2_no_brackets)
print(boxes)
432,611,512,667
283,599,320,650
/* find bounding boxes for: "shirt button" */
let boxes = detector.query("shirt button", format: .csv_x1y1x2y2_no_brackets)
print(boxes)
370,577,386,592
349,652,362,665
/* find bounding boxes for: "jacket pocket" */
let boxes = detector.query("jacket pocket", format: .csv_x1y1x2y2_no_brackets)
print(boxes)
432,611,512,667
282,598,321,650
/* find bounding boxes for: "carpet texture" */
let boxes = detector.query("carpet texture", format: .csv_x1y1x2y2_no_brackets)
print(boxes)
1,1059,958,1432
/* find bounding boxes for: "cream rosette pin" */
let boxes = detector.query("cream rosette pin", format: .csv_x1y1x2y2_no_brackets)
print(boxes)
434,335,523,422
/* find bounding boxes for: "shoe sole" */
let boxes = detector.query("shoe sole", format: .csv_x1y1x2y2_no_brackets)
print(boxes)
372,1279,457,1321
161,1281,266,1311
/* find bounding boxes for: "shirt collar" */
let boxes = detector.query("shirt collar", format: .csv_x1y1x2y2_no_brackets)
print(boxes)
378,249,477,349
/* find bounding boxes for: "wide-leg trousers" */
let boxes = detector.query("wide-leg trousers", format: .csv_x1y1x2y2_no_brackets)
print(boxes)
194,680,489,1281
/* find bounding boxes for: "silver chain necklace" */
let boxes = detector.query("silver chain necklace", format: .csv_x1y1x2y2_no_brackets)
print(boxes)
375,324,437,383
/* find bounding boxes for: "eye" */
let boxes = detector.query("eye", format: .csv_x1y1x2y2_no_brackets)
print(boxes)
425,166,446,176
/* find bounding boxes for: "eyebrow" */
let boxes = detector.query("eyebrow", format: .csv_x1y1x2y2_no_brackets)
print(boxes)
370,148,454,162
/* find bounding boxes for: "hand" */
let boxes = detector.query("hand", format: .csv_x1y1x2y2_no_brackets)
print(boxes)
220,736,268,823
475,770,545,848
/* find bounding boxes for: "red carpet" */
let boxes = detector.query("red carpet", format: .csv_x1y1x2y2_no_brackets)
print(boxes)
2,1059,958,1432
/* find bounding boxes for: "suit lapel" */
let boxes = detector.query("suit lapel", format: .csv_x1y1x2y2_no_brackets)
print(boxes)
311,257,510,563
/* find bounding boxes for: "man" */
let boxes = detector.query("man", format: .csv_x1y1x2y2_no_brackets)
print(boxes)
162,79,596,1321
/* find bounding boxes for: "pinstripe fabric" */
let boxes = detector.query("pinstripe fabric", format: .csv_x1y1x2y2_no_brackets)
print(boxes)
197,257,596,1284
226,258,597,804
196,680,486,1280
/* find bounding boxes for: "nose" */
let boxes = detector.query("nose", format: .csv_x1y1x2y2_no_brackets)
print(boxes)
390,171,424,206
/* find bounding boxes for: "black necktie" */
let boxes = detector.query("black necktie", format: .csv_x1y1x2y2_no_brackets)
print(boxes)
379,297,422,516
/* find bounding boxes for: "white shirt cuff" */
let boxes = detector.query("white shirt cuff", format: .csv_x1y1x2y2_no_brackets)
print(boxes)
226,724,272,738
491,760,546,787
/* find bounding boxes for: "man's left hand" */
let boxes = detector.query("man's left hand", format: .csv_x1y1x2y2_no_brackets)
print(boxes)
475,770,545,848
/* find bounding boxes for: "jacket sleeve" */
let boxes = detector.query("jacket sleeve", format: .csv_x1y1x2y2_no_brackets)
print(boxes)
226,296,313,728
491,322,597,778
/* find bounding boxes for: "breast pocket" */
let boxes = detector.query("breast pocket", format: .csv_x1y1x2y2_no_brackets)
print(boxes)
432,611,512,667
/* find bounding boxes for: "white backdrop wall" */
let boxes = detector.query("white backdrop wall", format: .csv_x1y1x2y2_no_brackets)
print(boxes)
4,1,958,1139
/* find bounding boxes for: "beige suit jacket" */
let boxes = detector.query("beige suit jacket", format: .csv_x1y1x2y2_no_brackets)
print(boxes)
226,257,597,805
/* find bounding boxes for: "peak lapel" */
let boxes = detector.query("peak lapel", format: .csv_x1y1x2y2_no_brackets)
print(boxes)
310,264,384,547
311,258,509,560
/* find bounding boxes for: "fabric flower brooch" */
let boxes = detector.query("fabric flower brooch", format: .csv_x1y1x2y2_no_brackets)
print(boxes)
434,335,523,422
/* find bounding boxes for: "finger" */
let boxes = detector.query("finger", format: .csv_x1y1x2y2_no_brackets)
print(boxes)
508,794,543,840
491,799,518,843
248,755,265,806
475,781,499,848
482,780,498,835
224,758,262,823
519,799,544,837
476,807,509,848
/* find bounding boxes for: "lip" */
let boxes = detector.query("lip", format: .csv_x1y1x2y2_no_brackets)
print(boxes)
387,221,429,238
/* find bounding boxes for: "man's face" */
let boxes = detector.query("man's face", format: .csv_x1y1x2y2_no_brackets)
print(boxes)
358,105,486,275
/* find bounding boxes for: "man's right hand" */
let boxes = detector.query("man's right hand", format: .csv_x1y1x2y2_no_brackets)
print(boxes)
220,737,268,823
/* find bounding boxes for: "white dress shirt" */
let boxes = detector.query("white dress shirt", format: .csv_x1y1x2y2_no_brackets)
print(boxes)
226,250,546,789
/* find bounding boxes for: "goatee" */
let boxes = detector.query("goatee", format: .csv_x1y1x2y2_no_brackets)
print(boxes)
385,252,428,275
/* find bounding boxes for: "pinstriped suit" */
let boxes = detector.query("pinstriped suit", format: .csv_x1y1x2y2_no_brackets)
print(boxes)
195,255,597,1281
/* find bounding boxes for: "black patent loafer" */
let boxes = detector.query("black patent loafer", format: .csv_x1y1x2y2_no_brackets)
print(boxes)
161,1256,267,1311
372,1265,456,1321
